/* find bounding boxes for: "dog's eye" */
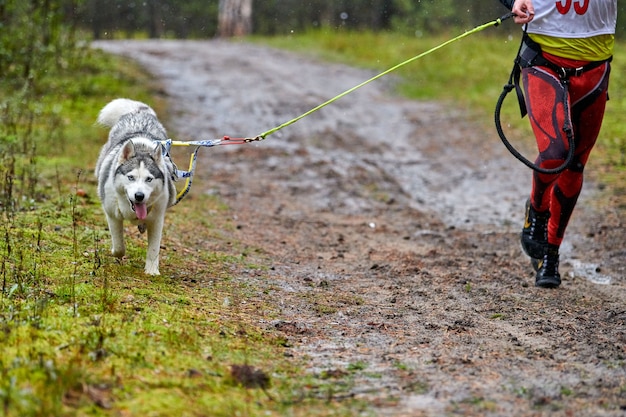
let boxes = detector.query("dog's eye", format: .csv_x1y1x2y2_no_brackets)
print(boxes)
127,175,135,181
146,177,153,183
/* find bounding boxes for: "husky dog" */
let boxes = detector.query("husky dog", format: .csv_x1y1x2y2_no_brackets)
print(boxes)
95,99,177,275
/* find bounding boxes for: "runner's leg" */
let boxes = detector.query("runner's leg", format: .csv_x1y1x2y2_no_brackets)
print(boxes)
548,64,610,245
523,63,609,246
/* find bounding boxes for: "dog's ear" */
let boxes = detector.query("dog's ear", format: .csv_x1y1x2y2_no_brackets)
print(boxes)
119,141,136,163
152,143,163,163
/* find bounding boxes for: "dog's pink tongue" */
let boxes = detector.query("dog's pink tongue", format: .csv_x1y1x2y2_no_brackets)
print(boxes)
134,203,148,220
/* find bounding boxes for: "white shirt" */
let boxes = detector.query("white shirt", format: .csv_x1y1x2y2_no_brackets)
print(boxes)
527,0,617,38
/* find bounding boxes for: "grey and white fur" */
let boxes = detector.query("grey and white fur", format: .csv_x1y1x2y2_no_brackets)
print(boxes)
95,98,177,275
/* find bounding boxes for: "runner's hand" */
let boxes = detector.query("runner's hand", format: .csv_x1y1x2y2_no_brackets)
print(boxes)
512,0,535,24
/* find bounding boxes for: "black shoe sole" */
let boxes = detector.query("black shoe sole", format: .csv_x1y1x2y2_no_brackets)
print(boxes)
535,277,561,288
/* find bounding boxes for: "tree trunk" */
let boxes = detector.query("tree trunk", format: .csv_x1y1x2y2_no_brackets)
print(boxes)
147,0,163,39
218,0,252,37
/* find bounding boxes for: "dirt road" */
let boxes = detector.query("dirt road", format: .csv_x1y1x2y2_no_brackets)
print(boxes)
94,40,626,416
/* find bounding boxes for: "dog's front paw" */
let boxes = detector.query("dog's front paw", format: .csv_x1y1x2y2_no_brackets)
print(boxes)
111,248,125,258
144,267,160,276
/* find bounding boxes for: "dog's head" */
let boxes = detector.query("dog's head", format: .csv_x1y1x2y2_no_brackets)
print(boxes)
116,140,166,220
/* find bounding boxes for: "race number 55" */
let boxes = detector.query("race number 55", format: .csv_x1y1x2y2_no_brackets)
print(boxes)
556,0,589,15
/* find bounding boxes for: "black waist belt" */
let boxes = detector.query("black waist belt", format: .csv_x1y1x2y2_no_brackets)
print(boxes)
533,54,611,81
512,34,612,118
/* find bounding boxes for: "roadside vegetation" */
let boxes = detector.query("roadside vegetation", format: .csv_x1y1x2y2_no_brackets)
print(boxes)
1,8,625,414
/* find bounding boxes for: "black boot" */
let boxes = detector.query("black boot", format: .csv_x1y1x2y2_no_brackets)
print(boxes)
535,244,561,288
521,199,550,260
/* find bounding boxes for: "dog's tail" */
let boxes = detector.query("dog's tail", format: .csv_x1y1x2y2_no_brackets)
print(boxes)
96,98,157,127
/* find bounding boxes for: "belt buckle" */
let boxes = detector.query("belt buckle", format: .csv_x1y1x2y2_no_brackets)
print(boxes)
573,66,584,77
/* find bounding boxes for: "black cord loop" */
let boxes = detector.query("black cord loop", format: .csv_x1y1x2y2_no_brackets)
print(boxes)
494,30,576,175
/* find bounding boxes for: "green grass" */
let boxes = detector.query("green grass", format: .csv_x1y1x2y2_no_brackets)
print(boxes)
0,47,367,417
254,29,626,209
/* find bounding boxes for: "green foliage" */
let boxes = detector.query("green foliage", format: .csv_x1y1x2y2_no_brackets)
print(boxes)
34,0,626,40
391,0,463,35
75,0,219,39
0,0,85,211
253,0,396,35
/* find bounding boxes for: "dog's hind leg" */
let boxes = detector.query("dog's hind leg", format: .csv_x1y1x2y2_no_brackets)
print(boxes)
144,218,164,275
107,216,126,258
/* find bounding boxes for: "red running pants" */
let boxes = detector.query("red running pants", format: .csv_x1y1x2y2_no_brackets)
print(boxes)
522,53,611,246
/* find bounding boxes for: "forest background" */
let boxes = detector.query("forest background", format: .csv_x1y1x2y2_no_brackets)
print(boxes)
69,0,626,39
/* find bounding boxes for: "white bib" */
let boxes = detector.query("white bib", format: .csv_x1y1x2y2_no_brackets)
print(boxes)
527,0,617,38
